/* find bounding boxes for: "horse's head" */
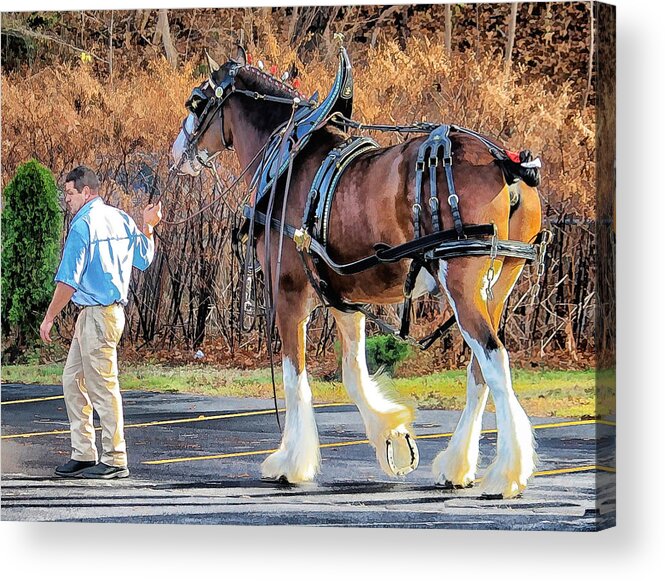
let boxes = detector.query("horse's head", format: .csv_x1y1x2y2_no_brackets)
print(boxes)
171,48,247,176
172,47,306,177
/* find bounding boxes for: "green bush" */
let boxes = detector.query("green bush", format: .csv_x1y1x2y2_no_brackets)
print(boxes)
334,333,411,376
365,334,411,375
2,159,63,352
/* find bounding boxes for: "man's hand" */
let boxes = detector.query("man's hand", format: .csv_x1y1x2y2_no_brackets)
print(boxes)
40,316,54,343
142,201,162,237
40,283,76,343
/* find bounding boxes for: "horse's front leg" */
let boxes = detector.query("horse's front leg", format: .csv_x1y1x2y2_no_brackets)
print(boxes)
331,309,419,476
261,304,320,483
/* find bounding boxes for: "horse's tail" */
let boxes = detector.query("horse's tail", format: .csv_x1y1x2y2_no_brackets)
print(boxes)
497,149,541,188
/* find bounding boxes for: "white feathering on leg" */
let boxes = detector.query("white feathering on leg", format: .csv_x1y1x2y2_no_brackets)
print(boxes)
261,357,320,482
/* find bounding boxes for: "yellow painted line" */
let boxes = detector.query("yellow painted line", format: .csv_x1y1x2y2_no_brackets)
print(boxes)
143,419,615,466
0,403,351,440
320,439,370,448
2,399,615,442
417,418,615,442
534,465,616,476
143,438,377,465
533,419,616,429
144,447,279,464
2,428,73,438
1,395,64,405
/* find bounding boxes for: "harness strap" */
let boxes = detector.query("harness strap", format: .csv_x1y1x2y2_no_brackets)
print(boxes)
428,144,442,233
437,126,465,238
244,206,497,275
296,245,457,350
414,147,426,239
244,205,546,350
399,260,424,339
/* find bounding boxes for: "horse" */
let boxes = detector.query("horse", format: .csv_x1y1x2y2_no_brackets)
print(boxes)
171,47,543,499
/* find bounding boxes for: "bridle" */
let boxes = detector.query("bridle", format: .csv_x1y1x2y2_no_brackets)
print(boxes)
181,60,316,171
180,61,243,169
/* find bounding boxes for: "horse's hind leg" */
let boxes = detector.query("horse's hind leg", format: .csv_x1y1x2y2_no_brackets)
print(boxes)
332,309,419,476
432,355,488,488
432,257,527,490
435,257,535,498
261,295,320,483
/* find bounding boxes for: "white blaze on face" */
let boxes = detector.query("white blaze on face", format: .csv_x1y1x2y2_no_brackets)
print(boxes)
171,114,201,176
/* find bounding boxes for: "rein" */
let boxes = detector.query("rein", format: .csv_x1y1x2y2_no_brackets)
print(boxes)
160,142,269,227
179,67,313,432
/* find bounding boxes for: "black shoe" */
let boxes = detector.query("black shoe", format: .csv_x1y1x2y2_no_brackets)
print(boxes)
54,459,97,478
81,462,129,479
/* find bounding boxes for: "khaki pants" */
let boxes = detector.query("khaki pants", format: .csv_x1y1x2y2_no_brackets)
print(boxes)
62,304,127,467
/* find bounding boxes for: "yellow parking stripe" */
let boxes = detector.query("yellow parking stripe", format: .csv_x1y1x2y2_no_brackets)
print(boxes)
415,418,615,443
0,403,351,439
143,447,279,464
1,398,614,441
141,419,615,466
534,465,616,476
1,395,64,405
532,419,616,429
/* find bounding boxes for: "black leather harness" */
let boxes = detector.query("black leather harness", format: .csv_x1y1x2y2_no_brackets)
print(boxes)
250,47,354,209
237,48,550,349
305,136,379,244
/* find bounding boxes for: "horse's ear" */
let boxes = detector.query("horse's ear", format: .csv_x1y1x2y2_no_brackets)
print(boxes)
235,45,247,66
205,50,220,74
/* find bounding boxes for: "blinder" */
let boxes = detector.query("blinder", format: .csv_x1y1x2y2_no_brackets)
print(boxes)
182,61,243,154
185,87,208,117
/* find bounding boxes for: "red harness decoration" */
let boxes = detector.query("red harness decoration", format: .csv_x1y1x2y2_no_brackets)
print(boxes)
505,149,522,164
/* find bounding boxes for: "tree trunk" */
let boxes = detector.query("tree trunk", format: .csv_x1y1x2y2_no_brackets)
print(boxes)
109,11,113,83
505,3,518,69
444,4,452,53
582,1,595,109
288,7,300,43
156,9,178,68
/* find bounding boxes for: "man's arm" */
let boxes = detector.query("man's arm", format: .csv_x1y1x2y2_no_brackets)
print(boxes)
43,225,88,343
132,202,162,271
40,282,76,343
142,201,162,240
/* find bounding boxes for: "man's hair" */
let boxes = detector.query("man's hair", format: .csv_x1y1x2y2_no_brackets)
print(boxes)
65,166,100,194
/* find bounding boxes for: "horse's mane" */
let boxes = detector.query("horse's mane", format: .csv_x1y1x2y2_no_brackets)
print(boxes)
233,65,308,133
237,65,306,101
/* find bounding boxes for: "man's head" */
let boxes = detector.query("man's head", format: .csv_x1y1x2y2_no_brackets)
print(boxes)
64,166,100,214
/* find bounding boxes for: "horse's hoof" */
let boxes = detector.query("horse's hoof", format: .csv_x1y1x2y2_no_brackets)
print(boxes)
385,431,419,476
436,480,474,490
261,475,292,486
479,491,523,500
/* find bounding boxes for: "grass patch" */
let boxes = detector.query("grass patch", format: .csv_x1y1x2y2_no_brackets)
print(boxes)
2,363,611,418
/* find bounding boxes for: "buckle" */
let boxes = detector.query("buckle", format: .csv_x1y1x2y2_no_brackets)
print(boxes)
428,156,439,167
416,160,425,172
293,228,312,252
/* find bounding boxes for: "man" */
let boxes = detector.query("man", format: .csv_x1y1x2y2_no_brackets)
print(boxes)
40,166,162,479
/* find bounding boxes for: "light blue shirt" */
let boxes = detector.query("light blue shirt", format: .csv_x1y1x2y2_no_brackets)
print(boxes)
55,197,155,306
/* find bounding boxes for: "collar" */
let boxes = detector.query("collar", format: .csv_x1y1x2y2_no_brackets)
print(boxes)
71,196,103,228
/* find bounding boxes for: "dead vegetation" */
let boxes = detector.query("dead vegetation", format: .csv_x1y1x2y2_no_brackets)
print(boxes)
1,5,603,369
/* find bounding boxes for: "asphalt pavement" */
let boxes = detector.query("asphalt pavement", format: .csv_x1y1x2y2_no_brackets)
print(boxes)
1,383,616,530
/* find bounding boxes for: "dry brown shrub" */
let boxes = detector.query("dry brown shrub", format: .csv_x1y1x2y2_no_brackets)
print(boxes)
1,28,597,368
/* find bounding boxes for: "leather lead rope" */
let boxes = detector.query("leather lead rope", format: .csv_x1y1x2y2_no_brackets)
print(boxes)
262,106,299,434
